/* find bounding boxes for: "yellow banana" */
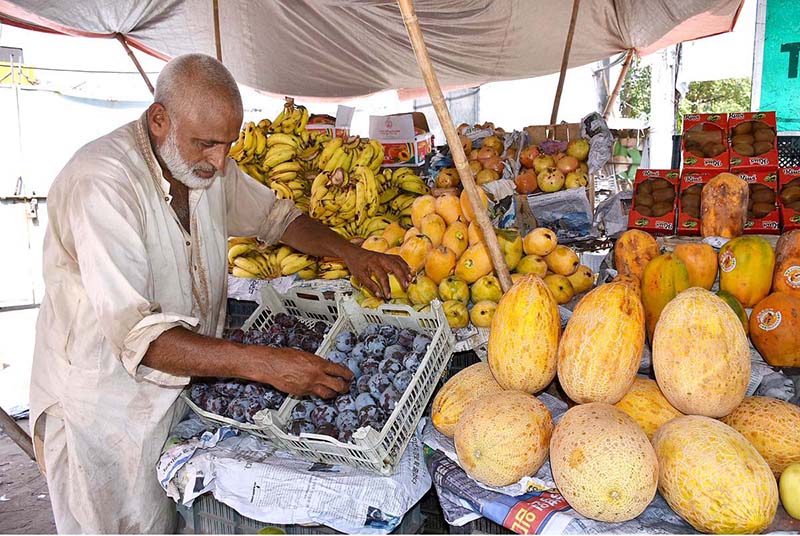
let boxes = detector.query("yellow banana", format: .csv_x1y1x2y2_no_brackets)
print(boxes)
232,266,259,279
270,182,294,200
267,133,300,149
257,118,272,131
227,243,255,265
229,130,246,156
280,253,315,275
242,122,257,153
355,144,374,167
262,147,297,168
323,147,347,173
269,161,303,175
269,171,298,183
399,177,430,195
234,256,267,278
295,106,309,134
253,128,267,157
320,269,350,280
317,138,343,169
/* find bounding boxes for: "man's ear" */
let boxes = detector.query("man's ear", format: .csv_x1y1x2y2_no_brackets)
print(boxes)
147,102,171,139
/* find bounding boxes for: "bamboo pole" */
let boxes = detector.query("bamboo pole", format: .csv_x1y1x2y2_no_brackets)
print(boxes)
603,49,635,119
115,34,154,95
0,407,35,461
213,0,223,62
549,0,582,124
397,0,512,292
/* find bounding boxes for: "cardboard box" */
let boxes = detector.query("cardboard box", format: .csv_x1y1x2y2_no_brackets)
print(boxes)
677,170,717,235
524,123,582,147
370,112,434,167
779,167,800,231
728,111,778,171
305,105,353,138
682,113,729,171
736,169,780,234
627,169,679,235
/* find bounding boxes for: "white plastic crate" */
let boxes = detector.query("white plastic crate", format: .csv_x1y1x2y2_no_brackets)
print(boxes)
259,298,455,476
183,286,338,439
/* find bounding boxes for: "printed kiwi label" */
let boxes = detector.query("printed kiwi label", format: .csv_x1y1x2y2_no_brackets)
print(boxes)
784,266,800,289
757,309,781,331
683,220,698,229
765,173,777,183
635,218,649,227
719,251,736,272
730,157,742,166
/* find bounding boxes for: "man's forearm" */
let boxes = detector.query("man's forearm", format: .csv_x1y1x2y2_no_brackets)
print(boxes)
142,326,254,379
280,214,359,260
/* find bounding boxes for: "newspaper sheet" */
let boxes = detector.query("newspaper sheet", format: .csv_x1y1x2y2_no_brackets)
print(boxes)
157,418,431,534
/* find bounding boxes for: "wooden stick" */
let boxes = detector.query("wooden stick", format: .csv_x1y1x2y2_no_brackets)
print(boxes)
603,49,635,119
549,0,582,125
213,0,223,62
0,407,35,461
116,34,154,95
397,0,512,292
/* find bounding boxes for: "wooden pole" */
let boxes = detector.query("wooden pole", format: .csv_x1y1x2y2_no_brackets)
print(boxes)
549,0,582,125
115,34,154,95
0,407,35,461
603,49,635,119
213,0,223,62
397,0,512,292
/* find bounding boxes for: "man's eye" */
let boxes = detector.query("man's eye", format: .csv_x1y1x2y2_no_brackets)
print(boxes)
200,141,215,148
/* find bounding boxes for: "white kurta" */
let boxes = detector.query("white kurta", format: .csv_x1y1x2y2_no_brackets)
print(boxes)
30,113,301,533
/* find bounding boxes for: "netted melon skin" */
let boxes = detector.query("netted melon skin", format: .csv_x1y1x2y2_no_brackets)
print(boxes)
614,377,683,440
722,396,800,477
454,390,553,487
652,288,749,417
550,403,658,522
431,362,504,438
652,415,778,534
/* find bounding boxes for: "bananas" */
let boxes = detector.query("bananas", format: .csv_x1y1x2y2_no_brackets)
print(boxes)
227,239,323,280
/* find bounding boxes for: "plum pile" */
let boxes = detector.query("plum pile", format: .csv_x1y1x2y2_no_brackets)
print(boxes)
283,324,432,443
189,313,329,423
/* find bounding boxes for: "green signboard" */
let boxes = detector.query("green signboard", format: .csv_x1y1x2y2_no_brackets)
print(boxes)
760,0,800,131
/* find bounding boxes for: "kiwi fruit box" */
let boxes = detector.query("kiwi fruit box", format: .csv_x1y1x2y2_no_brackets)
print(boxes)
682,113,729,172
728,111,778,172
780,167,800,231
736,170,780,235
628,169,679,235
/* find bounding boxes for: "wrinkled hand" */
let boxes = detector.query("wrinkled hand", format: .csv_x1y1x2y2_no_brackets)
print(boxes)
343,246,412,299
248,347,354,398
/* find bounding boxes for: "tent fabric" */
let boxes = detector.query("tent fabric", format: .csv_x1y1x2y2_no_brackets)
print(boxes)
0,0,743,99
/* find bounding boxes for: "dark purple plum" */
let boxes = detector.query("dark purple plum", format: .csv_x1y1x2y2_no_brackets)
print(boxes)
392,370,414,392
334,393,356,413
214,380,244,399
242,383,267,399
313,321,328,336
262,389,286,409
412,333,432,353
379,358,402,378
360,359,380,376
301,336,318,353
356,375,373,393
189,384,210,403
338,429,354,443
368,373,392,399
378,325,400,345
363,334,387,359
378,386,400,414
350,342,367,362
287,419,316,435
310,404,337,426
357,405,384,428
362,324,382,339
402,351,424,371
226,398,250,422
226,329,246,343
335,410,358,431
335,331,357,353
383,344,406,362
267,332,287,347
345,358,362,379
325,349,349,364
397,328,418,348
202,395,227,415
355,392,376,411
316,423,338,438
290,400,317,420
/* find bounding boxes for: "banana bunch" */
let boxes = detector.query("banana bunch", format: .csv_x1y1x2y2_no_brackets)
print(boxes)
317,257,350,280
315,136,384,175
375,167,431,227
227,238,319,280
310,165,381,227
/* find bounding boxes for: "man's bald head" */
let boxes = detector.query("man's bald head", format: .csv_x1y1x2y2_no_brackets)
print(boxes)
154,53,242,123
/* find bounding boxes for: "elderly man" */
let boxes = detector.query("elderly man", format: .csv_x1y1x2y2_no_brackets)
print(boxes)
30,53,410,533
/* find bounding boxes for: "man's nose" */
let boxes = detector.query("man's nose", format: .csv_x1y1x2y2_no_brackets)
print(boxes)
209,145,229,172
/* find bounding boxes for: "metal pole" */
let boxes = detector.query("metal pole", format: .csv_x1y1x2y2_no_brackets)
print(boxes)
550,0,582,125
397,0,512,291
213,0,223,62
115,34,155,95
0,407,35,461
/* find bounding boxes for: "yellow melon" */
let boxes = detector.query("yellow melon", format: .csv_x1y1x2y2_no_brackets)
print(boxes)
652,288,749,417
454,390,552,487
652,415,778,534
721,396,800,477
550,403,658,522
557,281,645,404
488,275,560,394
613,377,683,440
431,362,504,438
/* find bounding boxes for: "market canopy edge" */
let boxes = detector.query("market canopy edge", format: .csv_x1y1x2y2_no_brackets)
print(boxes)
0,0,743,99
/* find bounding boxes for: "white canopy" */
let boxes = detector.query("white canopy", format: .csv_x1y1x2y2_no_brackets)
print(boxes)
0,0,743,98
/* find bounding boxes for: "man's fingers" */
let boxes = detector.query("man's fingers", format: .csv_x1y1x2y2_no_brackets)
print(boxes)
385,255,412,287
312,385,337,399
372,268,391,300
319,373,350,395
323,360,355,381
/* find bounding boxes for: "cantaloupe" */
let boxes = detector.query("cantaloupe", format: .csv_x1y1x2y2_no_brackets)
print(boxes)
652,288,749,418
613,377,683,440
431,362,504,438
652,415,778,534
454,390,553,487
488,275,560,394
557,281,645,404
721,396,800,477
549,403,658,522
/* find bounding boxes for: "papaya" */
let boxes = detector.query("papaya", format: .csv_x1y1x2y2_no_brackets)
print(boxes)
652,416,778,533
614,230,659,282
700,172,749,238
652,288,750,418
557,281,645,404
749,292,800,367
641,253,690,341
716,290,749,335
718,236,775,308
488,275,560,394
772,230,800,299
672,243,717,289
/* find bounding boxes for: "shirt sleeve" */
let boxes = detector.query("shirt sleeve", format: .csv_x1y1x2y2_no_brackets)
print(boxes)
66,174,197,386
224,162,302,244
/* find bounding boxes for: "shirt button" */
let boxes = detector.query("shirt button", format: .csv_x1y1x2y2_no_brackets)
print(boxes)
185,241,191,247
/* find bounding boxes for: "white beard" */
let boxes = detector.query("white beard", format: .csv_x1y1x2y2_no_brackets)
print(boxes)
156,126,218,190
